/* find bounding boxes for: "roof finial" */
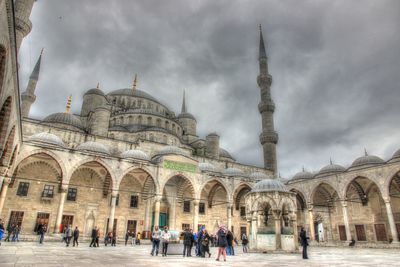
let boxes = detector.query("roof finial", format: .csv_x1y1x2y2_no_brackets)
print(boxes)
181,89,187,113
259,24,267,60
96,82,100,89
302,166,305,172
330,157,333,165
65,95,72,113
132,74,137,91
40,47,44,55
364,148,368,156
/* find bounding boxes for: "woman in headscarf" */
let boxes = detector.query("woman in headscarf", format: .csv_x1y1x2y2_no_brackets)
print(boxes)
215,225,228,261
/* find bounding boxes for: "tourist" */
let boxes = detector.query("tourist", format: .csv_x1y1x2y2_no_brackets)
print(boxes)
161,226,171,256
131,231,136,246
89,226,97,247
241,233,249,253
0,219,5,246
62,226,67,243
136,232,141,245
189,229,195,256
105,231,112,246
226,230,233,255
37,223,46,244
12,224,20,242
196,227,204,256
125,230,130,246
111,231,117,246
95,227,100,247
349,238,356,247
73,226,79,247
5,223,14,242
150,226,161,256
201,229,211,258
216,225,228,262
299,227,309,259
65,225,73,247
182,228,193,257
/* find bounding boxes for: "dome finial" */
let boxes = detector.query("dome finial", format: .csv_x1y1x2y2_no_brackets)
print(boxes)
330,157,333,165
364,148,368,156
65,95,72,113
132,74,137,91
302,166,305,172
96,82,100,89
40,47,44,55
181,89,187,113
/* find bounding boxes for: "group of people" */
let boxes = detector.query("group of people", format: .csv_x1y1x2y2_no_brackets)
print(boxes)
124,230,141,246
61,225,80,247
2,223,20,242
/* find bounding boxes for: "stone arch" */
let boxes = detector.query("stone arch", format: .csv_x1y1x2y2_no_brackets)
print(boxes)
248,195,279,213
311,182,340,206
198,177,231,201
162,173,196,201
0,96,12,147
344,176,384,205
118,165,159,193
278,196,296,213
384,168,400,199
290,188,307,211
0,125,15,166
233,182,252,210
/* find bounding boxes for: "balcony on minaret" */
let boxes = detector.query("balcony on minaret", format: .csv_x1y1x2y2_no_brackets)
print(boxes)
257,73,272,87
258,101,275,113
259,131,278,145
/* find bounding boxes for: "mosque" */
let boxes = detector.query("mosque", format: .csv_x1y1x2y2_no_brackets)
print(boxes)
0,0,399,249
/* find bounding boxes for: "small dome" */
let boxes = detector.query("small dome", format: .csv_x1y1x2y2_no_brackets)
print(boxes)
199,162,216,172
28,132,65,147
108,89,161,104
157,146,188,157
43,112,84,130
121,149,150,161
292,170,313,181
76,141,110,155
350,154,385,168
84,88,105,96
249,172,271,180
223,167,244,177
219,148,235,161
178,112,196,120
392,149,400,160
318,163,346,176
252,179,289,193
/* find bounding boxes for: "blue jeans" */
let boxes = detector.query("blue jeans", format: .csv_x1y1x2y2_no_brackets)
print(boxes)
226,246,233,255
151,239,160,255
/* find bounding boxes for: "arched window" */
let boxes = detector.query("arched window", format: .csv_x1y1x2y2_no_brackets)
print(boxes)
147,117,152,126
138,116,142,124
0,97,12,146
128,115,134,124
156,119,161,128
0,126,15,167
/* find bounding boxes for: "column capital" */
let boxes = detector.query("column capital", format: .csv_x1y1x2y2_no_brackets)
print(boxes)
2,177,11,185
382,197,391,204
193,199,200,206
340,200,348,207
227,202,233,209
111,191,118,198
154,195,162,202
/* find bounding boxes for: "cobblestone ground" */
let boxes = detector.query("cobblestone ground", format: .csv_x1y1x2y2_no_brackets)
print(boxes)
0,242,399,266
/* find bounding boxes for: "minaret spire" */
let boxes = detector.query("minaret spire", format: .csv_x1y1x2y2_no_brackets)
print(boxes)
257,25,278,174
132,74,137,91
65,95,72,113
21,50,44,117
181,90,187,113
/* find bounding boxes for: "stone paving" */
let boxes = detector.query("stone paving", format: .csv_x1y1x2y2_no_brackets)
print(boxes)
0,242,399,266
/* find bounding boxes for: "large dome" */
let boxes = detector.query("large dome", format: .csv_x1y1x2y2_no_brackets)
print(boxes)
223,167,244,177
252,179,289,193
121,149,150,161
291,170,313,181
27,132,65,147
108,89,161,104
178,112,196,120
43,112,84,130
350,154,385,168
219,148,235,161
318,163,346,176
84,88,105,96
392,149,400,160
76,141,110,155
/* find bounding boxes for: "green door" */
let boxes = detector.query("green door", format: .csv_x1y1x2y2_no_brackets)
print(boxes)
151,212,167,230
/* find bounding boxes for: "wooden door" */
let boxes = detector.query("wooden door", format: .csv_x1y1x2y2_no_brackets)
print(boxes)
355,225,366,241
61,215,74,232
396,223,400,240
8,211,24,229
240,227,247,239
127,220,137,234
35,212,50,232
338,225,347,241
374,224,387,241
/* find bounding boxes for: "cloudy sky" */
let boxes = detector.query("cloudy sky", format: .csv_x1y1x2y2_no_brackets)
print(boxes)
19,0,400,178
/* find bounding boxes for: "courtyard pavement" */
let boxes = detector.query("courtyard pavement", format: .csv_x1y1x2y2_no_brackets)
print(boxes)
0,242,399,266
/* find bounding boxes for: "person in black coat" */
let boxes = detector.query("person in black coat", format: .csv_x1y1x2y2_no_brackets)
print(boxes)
299,227,309,259
182,228,193,257
89,226,98,247
73,226,80,247
216,226,228,261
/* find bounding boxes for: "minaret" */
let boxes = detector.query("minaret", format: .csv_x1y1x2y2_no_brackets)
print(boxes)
257,25,278,174
21,49,43,117
14,0,36,51
181,90,187,113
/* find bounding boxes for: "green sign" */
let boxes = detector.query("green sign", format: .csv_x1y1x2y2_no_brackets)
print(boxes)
163,160,197,173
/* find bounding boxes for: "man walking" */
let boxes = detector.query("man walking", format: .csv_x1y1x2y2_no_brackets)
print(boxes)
300,227,309,259
37,223,46,244
161,226,171,256
150,226,161,256
73,226,80,247
89,226,97,247
65,225,73,247
182,228,193,257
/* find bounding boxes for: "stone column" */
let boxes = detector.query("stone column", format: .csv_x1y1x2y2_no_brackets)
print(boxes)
153,196,161,227
341,201,351,241
250,211,258,249
275,212,282,249
291,213,299,250
54,186,67,233
0,177,10,215
168,197,176,230
227,203,233,231
108,192,118,232
308,206,315,241
193,200,200,231
144,198,152,231
384,199,399,243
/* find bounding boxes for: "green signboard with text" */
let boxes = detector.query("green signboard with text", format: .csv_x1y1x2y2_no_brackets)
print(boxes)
163,160,197,173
